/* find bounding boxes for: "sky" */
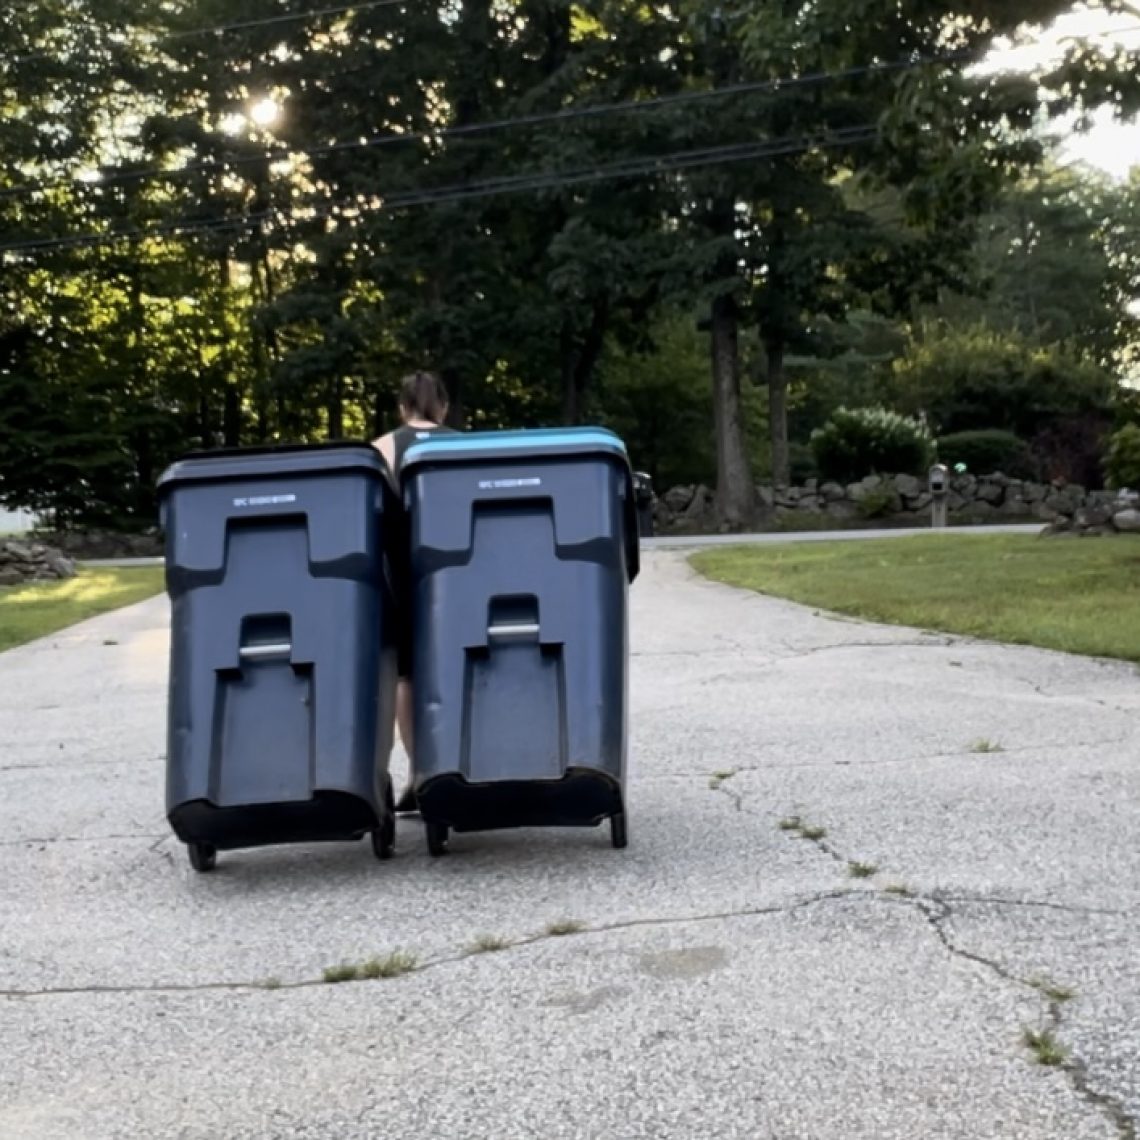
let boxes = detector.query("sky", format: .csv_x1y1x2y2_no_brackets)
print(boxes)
986,4,1140,180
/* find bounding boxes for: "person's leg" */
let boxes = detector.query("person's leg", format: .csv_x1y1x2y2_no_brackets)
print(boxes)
396,677,414,758
394,678,418,813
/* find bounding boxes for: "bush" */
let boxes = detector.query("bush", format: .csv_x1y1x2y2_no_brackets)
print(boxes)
810,407,934,484
891,326,1116,439
1031,414,1110,488
1105,424,1140,490
788,442,818,484
936,430,1034,478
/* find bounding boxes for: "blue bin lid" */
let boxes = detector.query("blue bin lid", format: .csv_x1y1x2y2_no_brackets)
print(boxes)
403,427,629,472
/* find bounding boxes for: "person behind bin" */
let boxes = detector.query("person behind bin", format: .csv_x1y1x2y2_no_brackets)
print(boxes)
373,370,456,813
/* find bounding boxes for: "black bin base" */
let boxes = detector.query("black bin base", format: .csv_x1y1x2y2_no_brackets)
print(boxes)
169,791,380,852
416,768,623,834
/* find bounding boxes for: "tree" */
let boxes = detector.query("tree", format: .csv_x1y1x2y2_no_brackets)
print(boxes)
922,164,1139,369
892,325,1118,484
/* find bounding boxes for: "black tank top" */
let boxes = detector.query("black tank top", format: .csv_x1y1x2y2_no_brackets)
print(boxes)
391,422,455,474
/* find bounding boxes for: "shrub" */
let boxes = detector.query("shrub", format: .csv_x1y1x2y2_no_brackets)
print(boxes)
810,406,934,484
936,430,1034,479
1105,424,1140,490
788,442,818,483
891,326,1116,439
1031,414,1110,488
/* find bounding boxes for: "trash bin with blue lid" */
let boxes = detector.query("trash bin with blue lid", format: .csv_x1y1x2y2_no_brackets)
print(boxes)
401,427,640,854
157,442,401,872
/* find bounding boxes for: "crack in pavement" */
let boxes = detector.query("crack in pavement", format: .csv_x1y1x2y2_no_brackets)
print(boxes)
772,638,956,659
1014,675,1139,715
770,735,1133,771
0,888,864,1003
918,897,1137,1140
0,832,167,848
0,757,164,773
930,893,1128,919
768,799,1138,1140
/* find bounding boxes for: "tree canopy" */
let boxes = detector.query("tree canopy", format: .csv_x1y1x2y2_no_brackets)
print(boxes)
1,1,1137,527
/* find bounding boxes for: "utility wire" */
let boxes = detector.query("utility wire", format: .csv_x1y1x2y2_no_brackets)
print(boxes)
12,20,1133,200
0,125,881,257
0,50,969,202
6,0,416,68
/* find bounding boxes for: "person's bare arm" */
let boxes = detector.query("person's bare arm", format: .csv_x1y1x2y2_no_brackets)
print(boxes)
372,433,397,477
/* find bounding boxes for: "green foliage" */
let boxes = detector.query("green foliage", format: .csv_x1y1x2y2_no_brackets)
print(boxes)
935,430,1034,479
1105,425,1140,491
922,167,1140,370
597,315,716,489
855,484,900,520
1,0,1138,526
893,327,1117,485
811,407,934,484
893,327,1115,438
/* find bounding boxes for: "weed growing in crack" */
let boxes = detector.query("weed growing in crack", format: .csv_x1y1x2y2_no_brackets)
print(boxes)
848,861,879,879
969,738,1004,754
883,883,914,897
360,952,418,979
1023,1027,1068,1067
777,816,802,832
322,963,360,984
546,918,585,936
469,934,509,954
709,769,738,790
260,977,282,990
800,825,828,841
1030,977,1076,1004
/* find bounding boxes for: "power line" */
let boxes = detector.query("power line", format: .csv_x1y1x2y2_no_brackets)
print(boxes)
158,0,419,42
0,49,970,202
0,125,881,257
6,0,415,68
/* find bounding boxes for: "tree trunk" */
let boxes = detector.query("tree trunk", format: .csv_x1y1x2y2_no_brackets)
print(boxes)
223,385,241,448
327,375,344,439
216,252,241,448
710,294,756,529
766,335,789,486
560,299,609,425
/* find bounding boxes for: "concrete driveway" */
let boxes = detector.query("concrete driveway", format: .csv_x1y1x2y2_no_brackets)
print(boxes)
1,552,1137,1139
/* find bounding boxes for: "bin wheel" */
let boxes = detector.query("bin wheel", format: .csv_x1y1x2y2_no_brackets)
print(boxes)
188,842,217,873
426,822,449,857
610,812,628,850
371,815,396,861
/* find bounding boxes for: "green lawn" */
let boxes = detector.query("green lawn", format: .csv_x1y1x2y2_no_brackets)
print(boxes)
692,534,1140,664
0,567,165,652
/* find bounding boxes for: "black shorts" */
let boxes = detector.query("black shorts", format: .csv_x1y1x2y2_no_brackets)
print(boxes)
396,609,413,680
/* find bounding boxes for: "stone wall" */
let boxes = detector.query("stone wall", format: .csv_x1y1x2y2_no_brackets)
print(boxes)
31,529,163,560
654,473,1132,535
1043,488,1140,537
0,539,77,586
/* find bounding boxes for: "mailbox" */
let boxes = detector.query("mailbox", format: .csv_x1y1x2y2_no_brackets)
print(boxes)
929,463,949,497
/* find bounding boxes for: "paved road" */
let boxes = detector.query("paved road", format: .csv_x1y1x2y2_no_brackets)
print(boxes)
645,521,1044,548
82,522,1046,569
2,552,1137,1139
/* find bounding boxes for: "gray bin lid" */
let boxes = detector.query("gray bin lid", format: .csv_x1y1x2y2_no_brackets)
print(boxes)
157,441,385,497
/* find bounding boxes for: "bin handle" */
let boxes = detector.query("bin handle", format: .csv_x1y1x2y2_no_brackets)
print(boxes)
239,642,293,661
487,622,540,642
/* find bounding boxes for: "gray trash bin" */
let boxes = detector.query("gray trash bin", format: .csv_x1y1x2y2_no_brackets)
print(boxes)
401,427,640,855
157,442,400,872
